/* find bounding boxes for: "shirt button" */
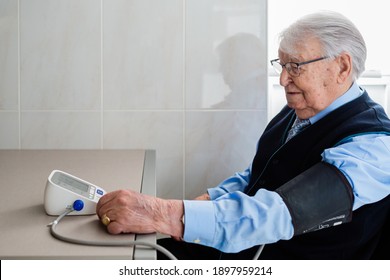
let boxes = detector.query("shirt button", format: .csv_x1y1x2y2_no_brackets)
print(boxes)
194,239,201,244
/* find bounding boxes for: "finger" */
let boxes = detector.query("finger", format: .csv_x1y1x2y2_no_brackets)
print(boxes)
97,201,116,220
106,221,125,235
97,190,117,208
171,236,183,242
99,209,116,229
96,191,117,217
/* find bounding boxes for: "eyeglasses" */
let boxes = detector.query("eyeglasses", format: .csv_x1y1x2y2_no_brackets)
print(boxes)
270,56,328,77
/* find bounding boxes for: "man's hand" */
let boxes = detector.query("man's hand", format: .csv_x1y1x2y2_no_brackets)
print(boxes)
96,189,184,238
194,193,210,200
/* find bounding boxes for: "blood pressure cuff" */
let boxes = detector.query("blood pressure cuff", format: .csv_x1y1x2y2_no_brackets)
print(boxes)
275,162,354,235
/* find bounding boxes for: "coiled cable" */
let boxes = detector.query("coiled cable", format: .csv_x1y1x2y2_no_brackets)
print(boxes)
47,200,177,260
48,200,264,260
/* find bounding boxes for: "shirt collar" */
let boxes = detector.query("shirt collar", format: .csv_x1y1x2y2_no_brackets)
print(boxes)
309,82,364,124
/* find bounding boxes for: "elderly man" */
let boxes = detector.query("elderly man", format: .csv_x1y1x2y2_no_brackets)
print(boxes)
96,11,390,259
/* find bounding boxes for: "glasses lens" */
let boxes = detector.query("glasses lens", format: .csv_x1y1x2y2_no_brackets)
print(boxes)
286,63,300,77
272,61,283,74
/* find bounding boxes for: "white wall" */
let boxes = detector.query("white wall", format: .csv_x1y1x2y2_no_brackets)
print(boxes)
0,0,268,199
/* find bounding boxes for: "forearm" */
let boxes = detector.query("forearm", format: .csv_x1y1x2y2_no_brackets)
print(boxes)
183,189,294,253
208,167,252,199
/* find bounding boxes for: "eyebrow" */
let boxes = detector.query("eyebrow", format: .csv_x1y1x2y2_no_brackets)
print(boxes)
288,55,303,62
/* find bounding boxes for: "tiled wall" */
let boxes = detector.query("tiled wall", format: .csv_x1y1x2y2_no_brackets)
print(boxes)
0,0,268,199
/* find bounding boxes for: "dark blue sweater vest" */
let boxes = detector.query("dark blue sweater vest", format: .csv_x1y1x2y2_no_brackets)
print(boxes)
245,91,390,259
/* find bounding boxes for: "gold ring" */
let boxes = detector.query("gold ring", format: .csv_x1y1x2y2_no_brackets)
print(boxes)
101,214,111,226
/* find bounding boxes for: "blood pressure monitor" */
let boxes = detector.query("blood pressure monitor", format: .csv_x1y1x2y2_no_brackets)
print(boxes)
44,170,106,215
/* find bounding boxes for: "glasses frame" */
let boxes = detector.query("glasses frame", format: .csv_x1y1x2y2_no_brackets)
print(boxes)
270,56,328,77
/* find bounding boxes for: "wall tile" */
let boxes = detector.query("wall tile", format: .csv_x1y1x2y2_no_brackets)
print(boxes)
0,0,18,110
1,0,268,201
20,0,101,110
103,0,183,109
185,110,266,199
0,112,19,149
21,112,101,149
103,111,184,198
185,0,267,109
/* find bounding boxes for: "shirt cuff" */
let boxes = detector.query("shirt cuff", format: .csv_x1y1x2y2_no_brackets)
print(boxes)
182,200,215,246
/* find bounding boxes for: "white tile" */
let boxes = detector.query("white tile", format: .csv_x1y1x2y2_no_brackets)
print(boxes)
0,0,18,110
103,111,184,198
103,0,183,109
185,0,267,109
0,112,19,149
9,0,270,204
20,0,101,110
185,110,266,199
21,112,101,149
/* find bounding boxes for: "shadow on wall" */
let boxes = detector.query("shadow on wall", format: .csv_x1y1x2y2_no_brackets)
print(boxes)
213,33,266,109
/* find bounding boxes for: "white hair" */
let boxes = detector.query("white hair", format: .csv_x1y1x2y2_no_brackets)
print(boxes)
279,11,366,80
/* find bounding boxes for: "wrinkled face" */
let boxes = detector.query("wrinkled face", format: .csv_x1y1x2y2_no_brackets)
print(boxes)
278,37,346,119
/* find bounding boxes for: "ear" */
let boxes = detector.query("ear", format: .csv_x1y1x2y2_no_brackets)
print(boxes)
336,52,352,83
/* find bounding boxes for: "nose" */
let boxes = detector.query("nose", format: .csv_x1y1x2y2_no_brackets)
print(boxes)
279,68,293,87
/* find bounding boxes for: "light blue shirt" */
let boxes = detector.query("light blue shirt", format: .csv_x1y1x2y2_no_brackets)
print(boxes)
183,82,390,253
